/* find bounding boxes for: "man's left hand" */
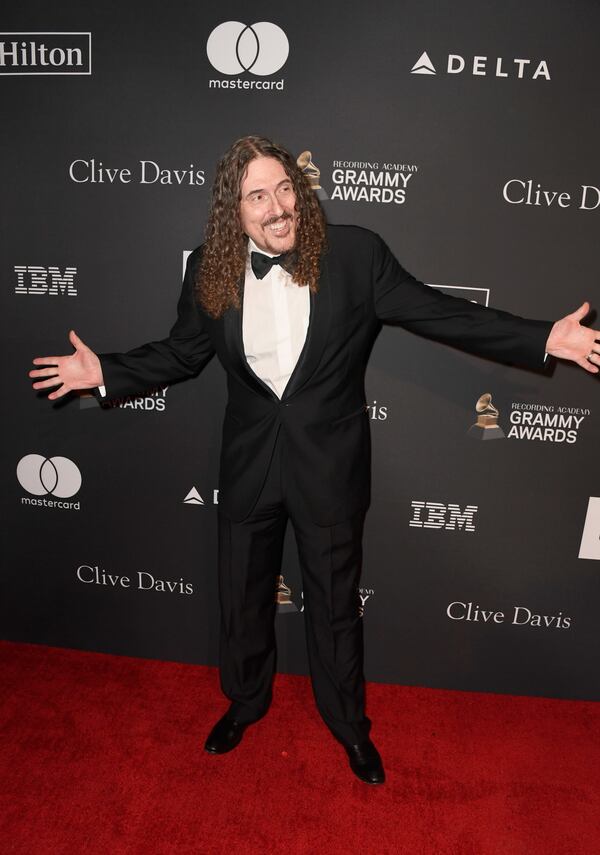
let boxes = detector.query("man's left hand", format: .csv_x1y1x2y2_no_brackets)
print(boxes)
545,302,600,374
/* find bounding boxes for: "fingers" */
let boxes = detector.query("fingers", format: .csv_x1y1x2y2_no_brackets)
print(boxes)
69,329,86,350
571,301,590,321
578,355,599,374
48,384,71,401
32,376,63,391
32,357,61,367
29,366,61,379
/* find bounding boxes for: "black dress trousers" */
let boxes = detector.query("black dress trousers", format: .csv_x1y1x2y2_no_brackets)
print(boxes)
217,430,371,747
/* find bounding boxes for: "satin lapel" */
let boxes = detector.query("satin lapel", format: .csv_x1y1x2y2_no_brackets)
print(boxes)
283,253,332,400
223,277,276,399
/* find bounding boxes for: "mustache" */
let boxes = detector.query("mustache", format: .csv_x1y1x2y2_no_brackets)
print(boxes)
262,212,293,228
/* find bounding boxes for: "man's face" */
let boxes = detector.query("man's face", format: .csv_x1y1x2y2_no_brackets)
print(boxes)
239,156,298,255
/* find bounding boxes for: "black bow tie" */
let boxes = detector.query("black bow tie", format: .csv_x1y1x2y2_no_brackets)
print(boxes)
251,251,289,280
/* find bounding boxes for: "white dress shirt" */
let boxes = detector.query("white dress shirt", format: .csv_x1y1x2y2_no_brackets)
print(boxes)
243,239,310,398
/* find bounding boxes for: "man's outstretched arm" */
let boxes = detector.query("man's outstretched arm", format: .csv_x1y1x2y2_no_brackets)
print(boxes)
29,248,216,400
371,233,599,373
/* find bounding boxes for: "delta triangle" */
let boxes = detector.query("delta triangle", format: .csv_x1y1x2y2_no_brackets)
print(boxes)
411,51,436,74
183,487,204,505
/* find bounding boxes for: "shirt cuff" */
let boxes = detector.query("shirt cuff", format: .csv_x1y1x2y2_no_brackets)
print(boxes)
97,385,107,397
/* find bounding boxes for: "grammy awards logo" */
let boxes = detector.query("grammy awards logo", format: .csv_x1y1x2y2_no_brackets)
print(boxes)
468,393,505,440
276,574,299,612
296,150,328,200
80,385,169,412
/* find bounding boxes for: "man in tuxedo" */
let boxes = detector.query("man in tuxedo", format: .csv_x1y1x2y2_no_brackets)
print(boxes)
30,136,599,785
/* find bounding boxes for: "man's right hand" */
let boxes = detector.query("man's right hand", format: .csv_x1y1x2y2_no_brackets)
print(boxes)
29,330,104,400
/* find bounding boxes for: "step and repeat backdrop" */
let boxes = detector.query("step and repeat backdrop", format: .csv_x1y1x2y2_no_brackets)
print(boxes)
3,0,599,700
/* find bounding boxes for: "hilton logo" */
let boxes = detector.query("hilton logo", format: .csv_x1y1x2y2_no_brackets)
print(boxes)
0,33,91,75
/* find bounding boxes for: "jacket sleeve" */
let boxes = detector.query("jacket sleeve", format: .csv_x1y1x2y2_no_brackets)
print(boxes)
371,233,553,370
98,248,215,399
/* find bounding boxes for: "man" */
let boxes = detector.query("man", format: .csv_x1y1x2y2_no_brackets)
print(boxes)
30,136,599,785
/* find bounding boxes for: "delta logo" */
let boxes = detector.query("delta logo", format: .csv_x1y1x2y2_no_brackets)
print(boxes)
410,51,550,81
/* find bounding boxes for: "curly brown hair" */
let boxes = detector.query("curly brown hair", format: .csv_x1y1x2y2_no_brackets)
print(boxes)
196,136,327,318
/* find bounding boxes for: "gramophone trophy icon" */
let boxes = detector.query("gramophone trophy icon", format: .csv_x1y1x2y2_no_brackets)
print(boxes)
468,393,505,440
276,574,298,613
296,150,329,200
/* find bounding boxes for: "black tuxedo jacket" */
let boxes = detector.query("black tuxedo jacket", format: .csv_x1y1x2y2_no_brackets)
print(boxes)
99,225,552,525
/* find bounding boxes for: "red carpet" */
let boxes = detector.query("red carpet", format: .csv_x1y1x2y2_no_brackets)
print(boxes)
0,641,598,855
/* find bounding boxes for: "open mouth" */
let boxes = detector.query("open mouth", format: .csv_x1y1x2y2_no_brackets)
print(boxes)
264,214,292,235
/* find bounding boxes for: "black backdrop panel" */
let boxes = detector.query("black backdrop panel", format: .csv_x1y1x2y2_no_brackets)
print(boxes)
2,0,599,700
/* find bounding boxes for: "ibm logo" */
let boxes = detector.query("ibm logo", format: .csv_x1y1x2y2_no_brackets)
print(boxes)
409,501,478,532
15,265,78,296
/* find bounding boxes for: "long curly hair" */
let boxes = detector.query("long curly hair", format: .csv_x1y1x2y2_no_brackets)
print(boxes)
197,136,327,318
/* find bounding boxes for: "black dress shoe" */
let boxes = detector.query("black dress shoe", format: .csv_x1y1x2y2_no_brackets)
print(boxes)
204,713,249,754
344,738,385,784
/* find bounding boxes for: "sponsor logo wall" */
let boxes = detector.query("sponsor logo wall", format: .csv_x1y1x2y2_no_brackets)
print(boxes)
4,0,600,701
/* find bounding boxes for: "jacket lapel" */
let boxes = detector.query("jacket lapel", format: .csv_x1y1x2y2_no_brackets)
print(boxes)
282,253,332,400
